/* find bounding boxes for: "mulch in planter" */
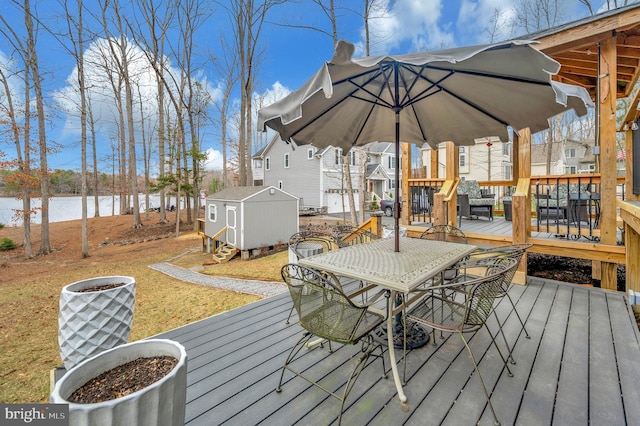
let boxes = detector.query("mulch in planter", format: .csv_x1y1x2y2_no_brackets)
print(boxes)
76,283,126,293
68,356,178,403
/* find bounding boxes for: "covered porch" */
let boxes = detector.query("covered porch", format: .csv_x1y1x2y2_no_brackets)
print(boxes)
400,4,640,293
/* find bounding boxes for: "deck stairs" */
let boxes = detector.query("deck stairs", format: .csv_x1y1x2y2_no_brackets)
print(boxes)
211,242,238,264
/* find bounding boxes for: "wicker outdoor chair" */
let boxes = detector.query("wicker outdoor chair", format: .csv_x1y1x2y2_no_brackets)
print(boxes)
405,257,518,426
278,264,387,425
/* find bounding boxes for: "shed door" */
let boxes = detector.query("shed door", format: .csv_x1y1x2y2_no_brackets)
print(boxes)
226,206,237,246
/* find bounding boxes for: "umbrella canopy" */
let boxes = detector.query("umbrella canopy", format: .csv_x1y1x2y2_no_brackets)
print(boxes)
258,40,593,251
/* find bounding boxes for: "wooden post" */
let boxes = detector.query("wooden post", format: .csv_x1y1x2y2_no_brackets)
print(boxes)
401,142,411,225
510,128,531,284
598,35,618,290
430,147,439,178
445,142,459,226
369,213,383,237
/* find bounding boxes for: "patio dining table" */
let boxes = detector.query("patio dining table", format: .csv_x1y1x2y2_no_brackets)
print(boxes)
298,236,477,407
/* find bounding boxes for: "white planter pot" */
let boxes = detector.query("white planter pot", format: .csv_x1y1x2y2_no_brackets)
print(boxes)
59,276,136,369
50,339,188,426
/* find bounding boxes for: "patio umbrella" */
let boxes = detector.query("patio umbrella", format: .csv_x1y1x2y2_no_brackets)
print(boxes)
258,40,593,252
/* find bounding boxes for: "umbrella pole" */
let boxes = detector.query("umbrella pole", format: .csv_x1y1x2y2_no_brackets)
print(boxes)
394,111,400,252
394,62,401,253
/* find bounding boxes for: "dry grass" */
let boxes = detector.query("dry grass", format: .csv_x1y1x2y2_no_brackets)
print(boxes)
174,250,289,282
0,217,265,404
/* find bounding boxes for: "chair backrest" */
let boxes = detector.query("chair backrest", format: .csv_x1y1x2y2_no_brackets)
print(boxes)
288,231,336,260
462,257,519,327
471,243,532,293
281,264,368,344
420,225,467,244
457,180,482,199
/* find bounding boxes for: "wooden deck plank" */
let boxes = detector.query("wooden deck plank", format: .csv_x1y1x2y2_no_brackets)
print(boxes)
477,282,557,426
553,286,590,425
153,279,640,426
607,293,640,423
589,290,626,424
517,282,571,425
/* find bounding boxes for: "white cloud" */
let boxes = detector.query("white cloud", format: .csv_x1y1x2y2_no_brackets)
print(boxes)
203,147,223,170
457,0,517,44
363,0,456,54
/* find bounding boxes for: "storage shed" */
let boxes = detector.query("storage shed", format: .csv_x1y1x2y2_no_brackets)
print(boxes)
204,186,299,259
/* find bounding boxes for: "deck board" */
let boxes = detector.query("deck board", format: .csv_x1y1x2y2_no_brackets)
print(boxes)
155,279,640,425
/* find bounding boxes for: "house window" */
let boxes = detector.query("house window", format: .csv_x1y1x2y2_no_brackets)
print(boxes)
502,142,511,157
388,156,396,169
503,164,512,180
389,179,396,189
307,148,314,159
565,149,576,158
254,159,263,169
335,148,343,165
566,165,577,174
265,157,271,170
284,153,290,168
459,147,466,167
348,151,356,166
208,204,217,222
367,155,372,163
278,180,283,189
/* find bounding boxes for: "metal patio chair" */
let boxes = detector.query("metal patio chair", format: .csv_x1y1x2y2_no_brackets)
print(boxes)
286,231,338,324
405,257,518,426
278,264,387,425
419,225,468,284
469,243,533,364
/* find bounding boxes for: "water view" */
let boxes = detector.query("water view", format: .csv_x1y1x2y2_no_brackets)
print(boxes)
0,195,163,225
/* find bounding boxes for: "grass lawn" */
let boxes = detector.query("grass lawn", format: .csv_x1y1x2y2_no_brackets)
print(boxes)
0,245,273,404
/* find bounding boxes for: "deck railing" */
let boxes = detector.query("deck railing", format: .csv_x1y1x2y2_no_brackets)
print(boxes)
408,174,626,242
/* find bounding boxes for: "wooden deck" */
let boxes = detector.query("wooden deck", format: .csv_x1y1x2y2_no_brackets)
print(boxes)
156,278,640,425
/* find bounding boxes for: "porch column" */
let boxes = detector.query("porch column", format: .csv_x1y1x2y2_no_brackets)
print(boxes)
599,35,618,290
446,142,459,226
512,128,532,284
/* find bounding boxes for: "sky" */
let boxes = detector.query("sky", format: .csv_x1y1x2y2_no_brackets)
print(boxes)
0,0,627,174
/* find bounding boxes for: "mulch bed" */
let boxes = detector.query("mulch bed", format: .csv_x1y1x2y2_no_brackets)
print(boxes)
76,283,125,293
68,356,178,403
527,253,626,291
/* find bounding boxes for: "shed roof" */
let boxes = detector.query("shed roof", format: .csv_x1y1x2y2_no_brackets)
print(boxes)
208,186,296,202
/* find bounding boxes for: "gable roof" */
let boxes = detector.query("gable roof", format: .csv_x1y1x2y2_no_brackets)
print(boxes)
208,186,295,202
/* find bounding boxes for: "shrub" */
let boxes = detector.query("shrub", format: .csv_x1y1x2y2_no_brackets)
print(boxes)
0,238,16,251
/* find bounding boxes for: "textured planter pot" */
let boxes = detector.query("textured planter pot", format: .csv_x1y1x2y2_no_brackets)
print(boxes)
59,276,136,369
50,339,187,426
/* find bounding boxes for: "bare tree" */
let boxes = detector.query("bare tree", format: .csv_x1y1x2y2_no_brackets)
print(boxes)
58,0,91,256
135,0,177,224
0,62,34,258
223,0,284,186
13,0,53,253
211,36,239,189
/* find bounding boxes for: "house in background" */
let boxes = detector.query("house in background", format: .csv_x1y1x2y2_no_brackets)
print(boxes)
252,136,400,214
531,139,596,175
420,136,513,181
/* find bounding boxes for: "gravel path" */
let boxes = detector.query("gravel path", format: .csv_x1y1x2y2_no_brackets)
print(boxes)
148,262,287,298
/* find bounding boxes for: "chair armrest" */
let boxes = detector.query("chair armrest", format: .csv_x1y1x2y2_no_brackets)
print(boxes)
481,193,495,199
